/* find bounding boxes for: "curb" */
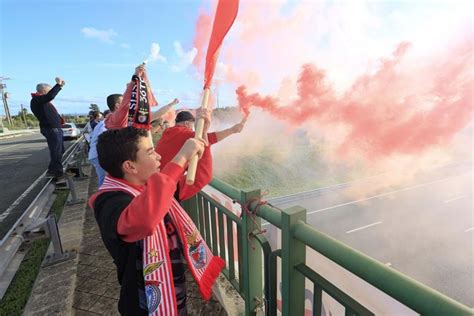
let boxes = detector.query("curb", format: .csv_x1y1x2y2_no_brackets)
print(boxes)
0,131,39,140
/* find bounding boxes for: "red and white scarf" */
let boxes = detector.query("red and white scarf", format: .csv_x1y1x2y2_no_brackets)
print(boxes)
92,175,224,315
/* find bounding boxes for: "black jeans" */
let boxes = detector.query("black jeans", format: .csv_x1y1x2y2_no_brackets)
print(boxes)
40,127,64,174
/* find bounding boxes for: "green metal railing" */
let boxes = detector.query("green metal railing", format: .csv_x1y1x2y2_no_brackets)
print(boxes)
181,178,473,316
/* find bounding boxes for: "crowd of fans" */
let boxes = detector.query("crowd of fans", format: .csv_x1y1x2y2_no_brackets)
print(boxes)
30,64,246,315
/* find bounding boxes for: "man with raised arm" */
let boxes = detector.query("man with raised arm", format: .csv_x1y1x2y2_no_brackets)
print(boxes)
30,77,66,179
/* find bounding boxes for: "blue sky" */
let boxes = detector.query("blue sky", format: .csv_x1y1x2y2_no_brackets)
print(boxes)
1,0,214,115
1,0,471,116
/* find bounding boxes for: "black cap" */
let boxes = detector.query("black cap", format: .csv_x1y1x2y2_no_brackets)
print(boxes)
175,111,195,123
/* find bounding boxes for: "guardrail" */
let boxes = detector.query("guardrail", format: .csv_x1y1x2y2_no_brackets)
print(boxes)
182,178,472,315
0,136,88,299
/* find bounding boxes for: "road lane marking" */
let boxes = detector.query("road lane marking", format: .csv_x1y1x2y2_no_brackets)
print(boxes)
385,262,392,267
444,195,467,203
0,144,19,152
465,227,473,233
346,221,382,234
308,173,471,215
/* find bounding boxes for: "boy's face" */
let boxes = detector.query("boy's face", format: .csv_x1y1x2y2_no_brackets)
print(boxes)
113,96,123,112
132,136,161,183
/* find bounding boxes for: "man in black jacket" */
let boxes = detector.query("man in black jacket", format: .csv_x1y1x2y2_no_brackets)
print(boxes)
30,77,66,179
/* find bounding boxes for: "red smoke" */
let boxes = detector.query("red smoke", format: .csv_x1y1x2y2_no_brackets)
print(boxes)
237,40,473,158
192,12,212,70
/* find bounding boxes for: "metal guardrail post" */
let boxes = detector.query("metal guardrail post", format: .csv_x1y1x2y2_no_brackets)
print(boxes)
74,145,87,179
45,216,63,255
240,189,264,316
65,173,84,206
80,143,88,165
42,215,76,266
22,215,76,267
281,206,306,316
76,154,85,179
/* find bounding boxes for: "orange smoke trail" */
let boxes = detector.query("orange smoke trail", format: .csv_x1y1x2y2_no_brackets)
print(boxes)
237,39,473,159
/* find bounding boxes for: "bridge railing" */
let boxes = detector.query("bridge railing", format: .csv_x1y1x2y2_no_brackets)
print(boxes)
181,178,472,316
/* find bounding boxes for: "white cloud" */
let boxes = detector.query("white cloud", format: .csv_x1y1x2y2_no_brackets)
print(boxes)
171,41,197,72
80,27,117,44
144,42,167,64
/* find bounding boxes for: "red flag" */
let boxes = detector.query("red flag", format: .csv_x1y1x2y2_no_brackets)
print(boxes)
204,0,239,89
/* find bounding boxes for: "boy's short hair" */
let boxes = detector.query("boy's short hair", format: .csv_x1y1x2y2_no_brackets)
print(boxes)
106,94,123,111
97,127,149,178
175,111,195,123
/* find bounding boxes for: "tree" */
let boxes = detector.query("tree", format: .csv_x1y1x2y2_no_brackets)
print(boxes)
17,108,28,118
89,103,100,112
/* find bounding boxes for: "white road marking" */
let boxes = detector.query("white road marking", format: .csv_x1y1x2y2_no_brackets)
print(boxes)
0,144,19,152
385,262,392,267
0,155,32,160
464,227,474,233
346,221,382,234
308,173,471,215
444,195,467,203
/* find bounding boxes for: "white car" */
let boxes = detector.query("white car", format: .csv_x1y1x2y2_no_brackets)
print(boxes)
61,122,80,139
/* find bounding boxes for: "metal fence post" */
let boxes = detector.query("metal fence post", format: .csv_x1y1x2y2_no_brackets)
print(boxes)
181,195,199,226
42,215,77,266
240,189,263,315
281,206,306,316
46,215,63,256
73,145,87,179
65,173,85,205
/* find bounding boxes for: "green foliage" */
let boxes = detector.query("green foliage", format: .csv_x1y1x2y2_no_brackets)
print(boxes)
214,146,333,197
89,103,100,112
6,116,38,130
0,190,69,316
62,115,89,127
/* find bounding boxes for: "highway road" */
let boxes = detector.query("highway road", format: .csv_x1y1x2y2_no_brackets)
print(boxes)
271,160,473,307
0,133,75,239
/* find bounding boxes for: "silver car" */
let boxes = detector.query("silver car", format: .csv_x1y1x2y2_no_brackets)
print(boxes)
61,122,80,139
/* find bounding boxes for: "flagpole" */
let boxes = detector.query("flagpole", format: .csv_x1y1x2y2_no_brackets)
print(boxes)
186,88,211,185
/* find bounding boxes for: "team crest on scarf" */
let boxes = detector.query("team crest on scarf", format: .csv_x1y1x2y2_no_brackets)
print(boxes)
186,230,207,269
144,261,163,276
145,281,162,313
128,75,151,129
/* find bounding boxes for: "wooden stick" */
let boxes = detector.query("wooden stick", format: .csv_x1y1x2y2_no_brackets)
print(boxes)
186,88,211,185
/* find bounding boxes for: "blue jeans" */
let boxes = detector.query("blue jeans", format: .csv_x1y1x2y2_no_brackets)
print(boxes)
89,157,106,187
40,127,64,174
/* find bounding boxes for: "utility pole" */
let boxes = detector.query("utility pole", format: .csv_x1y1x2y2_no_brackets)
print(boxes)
0,77,12,125
20,104,28,127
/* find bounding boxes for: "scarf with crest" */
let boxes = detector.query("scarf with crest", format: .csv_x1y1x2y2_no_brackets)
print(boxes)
90,175,224,315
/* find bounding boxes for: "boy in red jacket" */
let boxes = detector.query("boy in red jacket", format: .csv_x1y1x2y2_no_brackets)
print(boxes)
90,112,224,315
